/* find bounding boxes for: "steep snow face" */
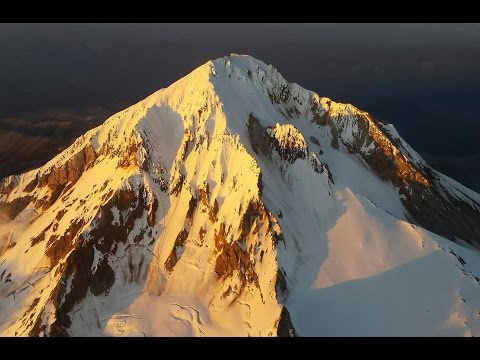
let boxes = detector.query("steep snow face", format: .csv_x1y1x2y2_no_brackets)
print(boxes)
1,54,480,337
0,58,288,337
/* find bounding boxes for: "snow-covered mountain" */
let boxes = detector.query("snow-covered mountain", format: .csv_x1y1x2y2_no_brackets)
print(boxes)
1,54,480,336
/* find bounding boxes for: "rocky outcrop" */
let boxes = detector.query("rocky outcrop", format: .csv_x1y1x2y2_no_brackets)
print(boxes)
45,219,86,265
1,196,34,220
90,259,115,296
248,114,332,182
350,114,480,245
214,221,259,289
30,243,95,336
401,177,480,246
248,114,308,164
165,229,188,272
267,124,308,163
330,110,429,188
311,99,480,246
0,144,99,219
310,153,334,182
27,179,158,336
0,175,19,197
309,96,339,149
214,194,285,309
247,114,272,157
276,306,297,337
38,144,97,191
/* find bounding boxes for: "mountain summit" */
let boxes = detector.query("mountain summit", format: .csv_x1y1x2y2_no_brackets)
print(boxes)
1,54,480,336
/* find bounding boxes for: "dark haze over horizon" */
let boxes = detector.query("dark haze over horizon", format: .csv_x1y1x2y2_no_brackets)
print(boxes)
1,23,479,189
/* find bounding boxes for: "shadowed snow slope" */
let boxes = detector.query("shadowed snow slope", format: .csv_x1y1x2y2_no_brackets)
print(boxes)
1,54,480,336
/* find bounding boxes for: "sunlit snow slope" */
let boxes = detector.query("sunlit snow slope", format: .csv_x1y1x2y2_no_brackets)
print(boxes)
1,55,480,336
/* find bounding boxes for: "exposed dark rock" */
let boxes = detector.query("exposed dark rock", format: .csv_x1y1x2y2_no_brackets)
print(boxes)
247,114,272,157
310,97,329,126
310,97,339,148
199,226,207,244
213,198,279,302
38,144,97,191
309,136,320,146
320,109,480,246
40,243,95,336
99,179,111,193
90,258,115,296
31,222,53,246
20,297,40,332
147,197,158,227
310,155,334,183
409,180,480,247
179,131,194,161
55,209,67,222
133,229,146,244
49,323,69,337
119,141,141,169
165,228,189,272
89,185,149,254
45,219,85,265
186,195,197,222
276,306,298,337
125,198,145,234
268,125,307,164
324,163,334,183
321,108,463,242
141,157,150,172
257,171,264,196
330,126,340,149
221,285,233,299
1,196,34,220
268,84,290,104
209,199,219,223
198,182,210,208
214,222,258,288
170,173,185,196
248,114,308,164
115,187,137,212
0,176,18,196
40,184,64,210
275,268,287,300
24,175,39,192
449,250,466,266
238,200,266,242
310,154,324,174
332,112,429,188
29,307,47,336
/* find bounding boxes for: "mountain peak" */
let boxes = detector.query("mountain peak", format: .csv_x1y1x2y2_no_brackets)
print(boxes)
2,55,480,337
211,54,288,88
218,53,272,70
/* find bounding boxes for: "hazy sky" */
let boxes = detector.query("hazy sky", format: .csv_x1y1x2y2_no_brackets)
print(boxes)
1,23,480,156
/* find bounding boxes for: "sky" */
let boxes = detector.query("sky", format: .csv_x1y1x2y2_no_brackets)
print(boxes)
1,23,479,181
